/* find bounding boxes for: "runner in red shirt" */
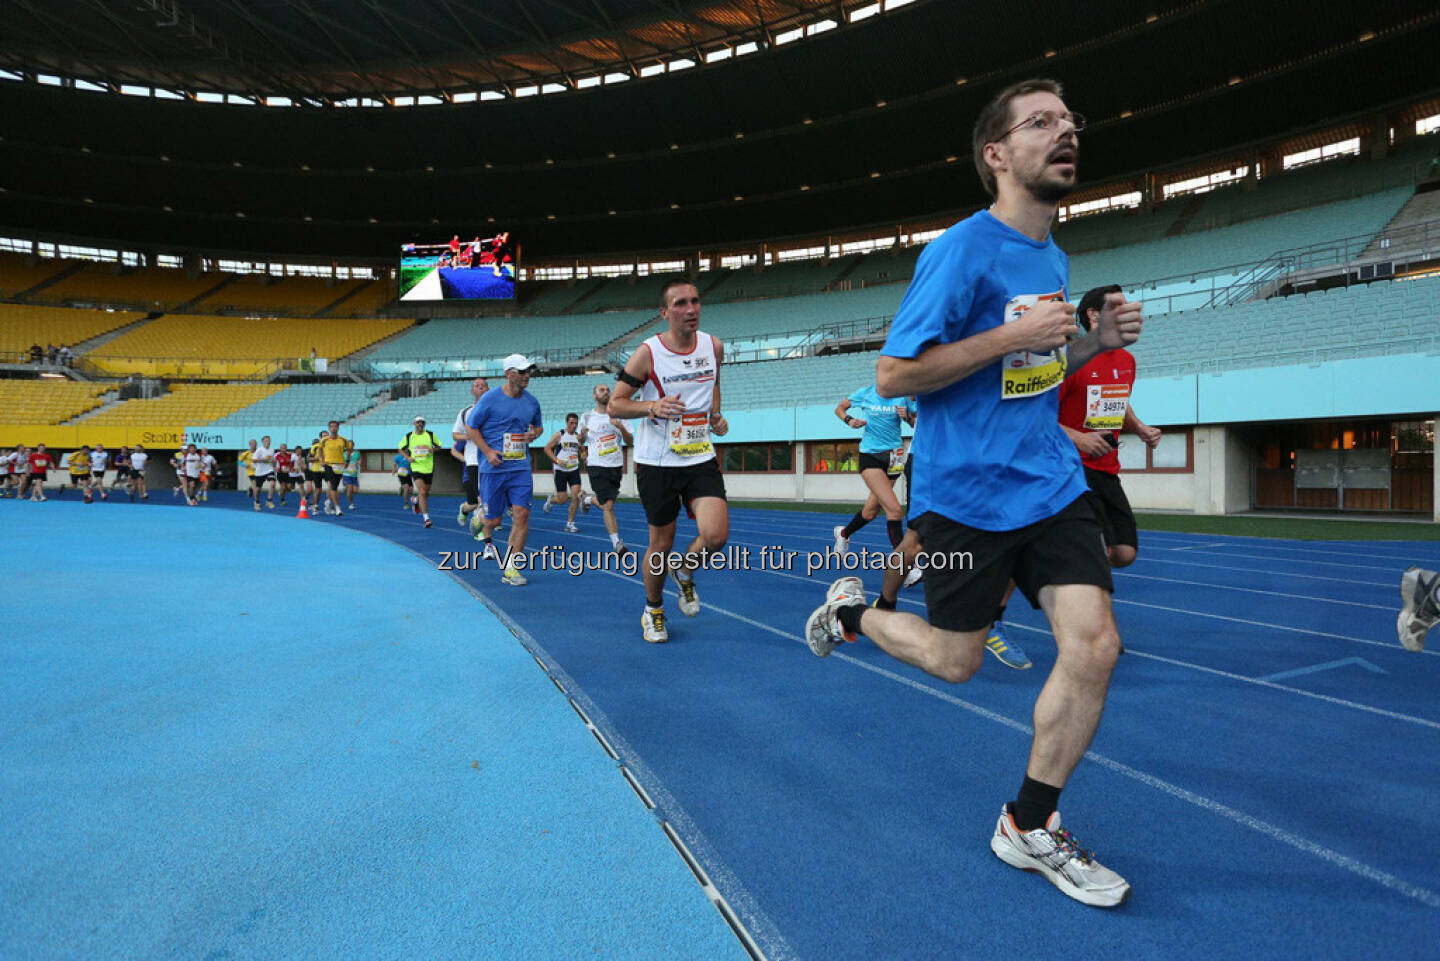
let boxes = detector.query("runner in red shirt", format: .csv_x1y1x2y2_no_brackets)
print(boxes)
26,444,53,501
1057,285,1163,568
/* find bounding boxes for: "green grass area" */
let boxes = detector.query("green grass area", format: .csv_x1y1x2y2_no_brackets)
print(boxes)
726,500,1440,540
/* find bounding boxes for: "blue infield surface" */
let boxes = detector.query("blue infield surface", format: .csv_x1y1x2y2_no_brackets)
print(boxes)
4,490,1438,961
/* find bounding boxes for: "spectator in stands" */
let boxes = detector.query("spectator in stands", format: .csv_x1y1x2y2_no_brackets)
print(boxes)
59,345,73,367
46,344,58,365
29,343,43,364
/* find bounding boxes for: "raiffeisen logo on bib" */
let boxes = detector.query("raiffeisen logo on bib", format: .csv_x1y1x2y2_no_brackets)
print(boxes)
1000,289,1068,399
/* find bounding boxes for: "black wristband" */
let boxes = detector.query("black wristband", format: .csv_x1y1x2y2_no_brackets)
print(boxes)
617,370,644,388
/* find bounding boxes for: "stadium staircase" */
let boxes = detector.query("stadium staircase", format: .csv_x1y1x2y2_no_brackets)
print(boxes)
69,313,156,355
577,312,664,366
12,261,86,301
63,388,124,424
172,275,238,313
314,280,382,317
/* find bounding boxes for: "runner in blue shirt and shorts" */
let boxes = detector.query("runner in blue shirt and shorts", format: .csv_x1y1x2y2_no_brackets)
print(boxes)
467,354,543,586
804,79,1144,909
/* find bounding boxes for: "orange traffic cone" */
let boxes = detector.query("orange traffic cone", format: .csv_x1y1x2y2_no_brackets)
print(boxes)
297,498,310,519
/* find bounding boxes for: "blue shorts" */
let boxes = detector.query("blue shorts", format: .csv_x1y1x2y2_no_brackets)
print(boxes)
342,475,358,487
480,470,533,520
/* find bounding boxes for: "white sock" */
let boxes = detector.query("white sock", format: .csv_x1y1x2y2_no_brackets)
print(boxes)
609,532,621,547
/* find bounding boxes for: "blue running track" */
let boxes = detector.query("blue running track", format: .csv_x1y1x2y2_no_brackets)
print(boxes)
4,491,1438,961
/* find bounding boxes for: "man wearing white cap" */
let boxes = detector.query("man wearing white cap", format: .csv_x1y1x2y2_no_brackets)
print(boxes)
399,415,444,527
466,354,543,585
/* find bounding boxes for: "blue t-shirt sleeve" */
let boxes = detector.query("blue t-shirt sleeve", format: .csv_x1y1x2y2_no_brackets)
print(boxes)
529,398,542,431
882,230,976,359
847,387,868,409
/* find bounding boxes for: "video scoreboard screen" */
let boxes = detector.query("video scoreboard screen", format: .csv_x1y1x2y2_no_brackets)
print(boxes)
399,232,516,301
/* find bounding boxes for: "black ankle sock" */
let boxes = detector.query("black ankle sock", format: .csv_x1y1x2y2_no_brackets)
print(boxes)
873,596,897,611
840,511,870,539
836,604,865,636
886,519,903,548
1012,776,1063,831
646,597,664,609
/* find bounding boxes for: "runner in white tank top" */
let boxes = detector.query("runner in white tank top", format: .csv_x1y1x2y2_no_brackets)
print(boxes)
607,279,731,644
541,414,587,532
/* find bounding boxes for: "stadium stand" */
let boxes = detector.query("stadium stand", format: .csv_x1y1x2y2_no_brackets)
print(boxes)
191,274,377,317
364,310,654,378
0,304,143,361
85,314,412,378
0,251,72,300
1129,275,1440,376
0,379,114,424
77,383,285,430
37,264,228,311
1069,189,1414,303
205,382,390,427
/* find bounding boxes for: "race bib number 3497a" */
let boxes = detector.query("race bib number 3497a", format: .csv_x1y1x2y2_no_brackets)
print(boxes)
1000,290,1068,400
1084,383,1131,431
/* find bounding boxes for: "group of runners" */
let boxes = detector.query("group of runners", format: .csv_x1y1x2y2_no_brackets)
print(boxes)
0,443,151,501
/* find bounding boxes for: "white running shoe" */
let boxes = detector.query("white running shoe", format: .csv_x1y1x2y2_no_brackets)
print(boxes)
833,525,850,556
580,493,592,513
803,576,866,657
1398,567,1440,652
564,522,579,533
542,495,554,514
670,569,700,617
480,541,498,560
990,805,1131,908
253,502,261,511
903,565,924,590
469,512,484,535
641,607,668,643
457,506,467,528
502,564,527,586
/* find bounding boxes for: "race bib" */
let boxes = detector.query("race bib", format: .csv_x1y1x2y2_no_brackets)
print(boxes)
557,449,579,470
1000,291,1068,400
411,444,431,458
396,466,410,476
669,413,713,457
502,433,528,460
1084,384,1131,432
887,448,907,477
596,428,619,457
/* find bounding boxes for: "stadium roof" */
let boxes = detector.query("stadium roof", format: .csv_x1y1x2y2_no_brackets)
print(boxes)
0,0,902,99
1,0,1438,260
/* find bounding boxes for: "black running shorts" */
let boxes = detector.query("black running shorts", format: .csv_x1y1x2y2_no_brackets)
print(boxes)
587,465,623,505
636,459,727,528
462,465,479,506
1084,467,1138,549
553,468,582,490
910,494,1113,633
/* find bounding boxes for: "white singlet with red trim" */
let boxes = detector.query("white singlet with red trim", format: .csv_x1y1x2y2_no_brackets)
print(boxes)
633,331,719,467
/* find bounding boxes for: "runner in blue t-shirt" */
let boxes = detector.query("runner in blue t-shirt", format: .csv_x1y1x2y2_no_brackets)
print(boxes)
803,79,1144,910
832,385,913,555
466,354,543,585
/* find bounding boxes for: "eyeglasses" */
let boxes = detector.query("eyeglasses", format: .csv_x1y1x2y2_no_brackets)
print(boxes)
996,111,1086,141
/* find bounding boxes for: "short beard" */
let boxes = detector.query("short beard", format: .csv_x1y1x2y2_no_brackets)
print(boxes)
1026,173,1075,205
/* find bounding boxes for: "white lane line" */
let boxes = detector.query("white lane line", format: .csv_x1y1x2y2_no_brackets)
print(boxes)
998,621,1440,731
1112,571,1393,610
